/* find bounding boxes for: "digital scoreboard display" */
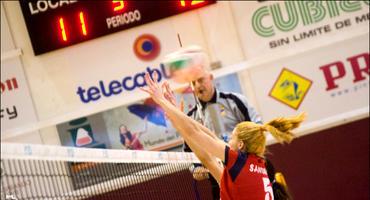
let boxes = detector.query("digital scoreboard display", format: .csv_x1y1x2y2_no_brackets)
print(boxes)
19,0,216,55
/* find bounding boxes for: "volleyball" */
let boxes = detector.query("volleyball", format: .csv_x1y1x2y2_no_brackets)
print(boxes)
162,45,210,83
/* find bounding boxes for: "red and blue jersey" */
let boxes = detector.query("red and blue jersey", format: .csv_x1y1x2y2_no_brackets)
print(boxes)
220,146,274,200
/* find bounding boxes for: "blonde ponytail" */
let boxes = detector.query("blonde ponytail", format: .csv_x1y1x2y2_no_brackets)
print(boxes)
264,113,306,144
235,113,306,157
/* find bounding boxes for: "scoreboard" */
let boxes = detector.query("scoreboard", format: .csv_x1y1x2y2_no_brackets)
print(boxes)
19,0,216,55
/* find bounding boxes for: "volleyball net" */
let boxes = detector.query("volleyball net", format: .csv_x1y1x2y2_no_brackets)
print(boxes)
1,143,212,200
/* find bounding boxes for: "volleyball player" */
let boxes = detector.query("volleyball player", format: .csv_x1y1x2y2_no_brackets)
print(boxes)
140,72,305,199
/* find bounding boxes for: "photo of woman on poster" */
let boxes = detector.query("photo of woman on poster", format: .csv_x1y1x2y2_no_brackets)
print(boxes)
119,117,148,150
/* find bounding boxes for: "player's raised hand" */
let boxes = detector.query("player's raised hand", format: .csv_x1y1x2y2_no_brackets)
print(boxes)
162,81,177,107
140,72,166,105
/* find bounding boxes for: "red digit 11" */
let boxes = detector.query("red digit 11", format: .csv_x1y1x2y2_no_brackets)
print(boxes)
58,11,88,42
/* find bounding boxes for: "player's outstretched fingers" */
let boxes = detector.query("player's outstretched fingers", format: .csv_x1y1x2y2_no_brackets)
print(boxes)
162,82,176,107
144,73,156,91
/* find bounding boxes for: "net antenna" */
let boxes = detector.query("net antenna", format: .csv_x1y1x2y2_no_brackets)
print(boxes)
177,33,183,48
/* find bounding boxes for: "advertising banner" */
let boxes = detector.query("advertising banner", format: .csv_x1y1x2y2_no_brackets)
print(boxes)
247,34,369,123
1,57,38,133
231,1,369,58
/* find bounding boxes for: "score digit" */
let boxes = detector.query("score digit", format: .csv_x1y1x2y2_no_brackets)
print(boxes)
180,0,205,7
112,0,125,12
59,18,68,42
191,1,205,5
79,12,87,36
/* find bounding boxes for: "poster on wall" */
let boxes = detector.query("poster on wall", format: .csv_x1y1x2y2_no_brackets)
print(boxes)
247,34,369,124
102,98,182,151
57,94,184,151
231,1,369,59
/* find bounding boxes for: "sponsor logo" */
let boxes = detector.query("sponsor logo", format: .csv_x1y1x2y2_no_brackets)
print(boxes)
68,117,95,147
133,34,161,61
252,1,369,37
319,52,369,97
1,105,18,120
269,68,312,109
1,77,18,94
320,52,369,91
76,65,170,103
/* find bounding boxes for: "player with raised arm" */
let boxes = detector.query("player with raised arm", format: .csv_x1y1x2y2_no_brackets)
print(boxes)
140,72,305,200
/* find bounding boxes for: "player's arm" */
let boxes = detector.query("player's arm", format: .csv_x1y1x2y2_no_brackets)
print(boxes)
184,137,223,183
198,125,224,141
180,93,223,181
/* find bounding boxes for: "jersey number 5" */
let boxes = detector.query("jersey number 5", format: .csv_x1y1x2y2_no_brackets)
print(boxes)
263,177,274,200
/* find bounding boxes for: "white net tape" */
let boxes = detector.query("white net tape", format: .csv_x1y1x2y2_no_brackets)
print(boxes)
1,143,201,200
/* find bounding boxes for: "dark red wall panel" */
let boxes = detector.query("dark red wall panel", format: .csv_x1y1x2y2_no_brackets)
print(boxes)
267,118,369,200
